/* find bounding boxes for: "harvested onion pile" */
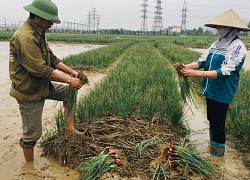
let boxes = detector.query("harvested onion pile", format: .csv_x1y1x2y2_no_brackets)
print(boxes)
162,139,215,178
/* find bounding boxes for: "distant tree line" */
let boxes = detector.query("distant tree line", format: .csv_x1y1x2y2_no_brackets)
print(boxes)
48,27,215,36
2,21,250,36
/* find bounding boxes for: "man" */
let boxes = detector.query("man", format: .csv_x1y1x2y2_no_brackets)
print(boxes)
9,0,85,161
180,9,249,157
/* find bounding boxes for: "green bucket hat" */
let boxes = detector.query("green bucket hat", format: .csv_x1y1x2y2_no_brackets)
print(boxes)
23,0,61,24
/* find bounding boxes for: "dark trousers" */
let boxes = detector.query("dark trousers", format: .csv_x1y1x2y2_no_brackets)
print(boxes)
206,98,229,144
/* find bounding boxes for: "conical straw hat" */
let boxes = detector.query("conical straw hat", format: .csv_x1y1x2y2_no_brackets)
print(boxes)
205,9,250,31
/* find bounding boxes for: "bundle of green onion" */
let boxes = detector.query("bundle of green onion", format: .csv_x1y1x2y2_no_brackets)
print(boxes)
134,136,161,157
163,138,215,178
65,71,89,115
173,63,194,104
78,151,116,180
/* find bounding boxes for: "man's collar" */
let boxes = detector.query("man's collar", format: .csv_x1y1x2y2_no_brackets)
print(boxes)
28,18,45,36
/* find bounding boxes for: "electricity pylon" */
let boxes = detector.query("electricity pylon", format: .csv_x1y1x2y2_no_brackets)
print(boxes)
181,1,187,35
152,0,163,35
140,0,149,34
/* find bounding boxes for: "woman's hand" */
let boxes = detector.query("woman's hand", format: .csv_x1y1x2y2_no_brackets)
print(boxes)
181,69,218,79
181,68,200,77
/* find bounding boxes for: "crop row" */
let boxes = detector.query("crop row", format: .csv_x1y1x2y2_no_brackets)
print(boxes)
63,41,136,68
76,42,184,126
229,70,250,142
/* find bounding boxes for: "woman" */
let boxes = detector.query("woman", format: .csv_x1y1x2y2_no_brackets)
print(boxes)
181,9,249,157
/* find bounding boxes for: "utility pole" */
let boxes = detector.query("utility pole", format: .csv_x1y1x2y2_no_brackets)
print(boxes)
152,0,163,35
140,0,149,34
92,8,97,31
87,11,92,32
4,17,6,26
181,1,187,35
96,14,100,32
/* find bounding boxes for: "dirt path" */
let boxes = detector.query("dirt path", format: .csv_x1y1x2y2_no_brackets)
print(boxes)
0,41,106,179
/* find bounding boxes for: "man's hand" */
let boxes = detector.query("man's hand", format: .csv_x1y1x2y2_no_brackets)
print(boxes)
68,77,83,89
77,71,89,85
48,69,88,88
70,70,78,78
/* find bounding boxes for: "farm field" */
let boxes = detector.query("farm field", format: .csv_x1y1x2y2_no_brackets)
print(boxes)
1,34,250,179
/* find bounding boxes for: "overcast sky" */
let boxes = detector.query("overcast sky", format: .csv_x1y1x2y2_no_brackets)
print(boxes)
0,0,249,30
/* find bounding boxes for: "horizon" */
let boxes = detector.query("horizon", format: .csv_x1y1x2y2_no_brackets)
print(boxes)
0,0,249,31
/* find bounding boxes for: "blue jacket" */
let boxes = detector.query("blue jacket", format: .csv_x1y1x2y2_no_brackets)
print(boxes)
197,37,247,104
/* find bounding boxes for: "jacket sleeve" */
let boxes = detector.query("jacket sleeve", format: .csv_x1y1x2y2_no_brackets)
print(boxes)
15,34,54,78
46,43,62,68
196,43,215,69
216,39,247,78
